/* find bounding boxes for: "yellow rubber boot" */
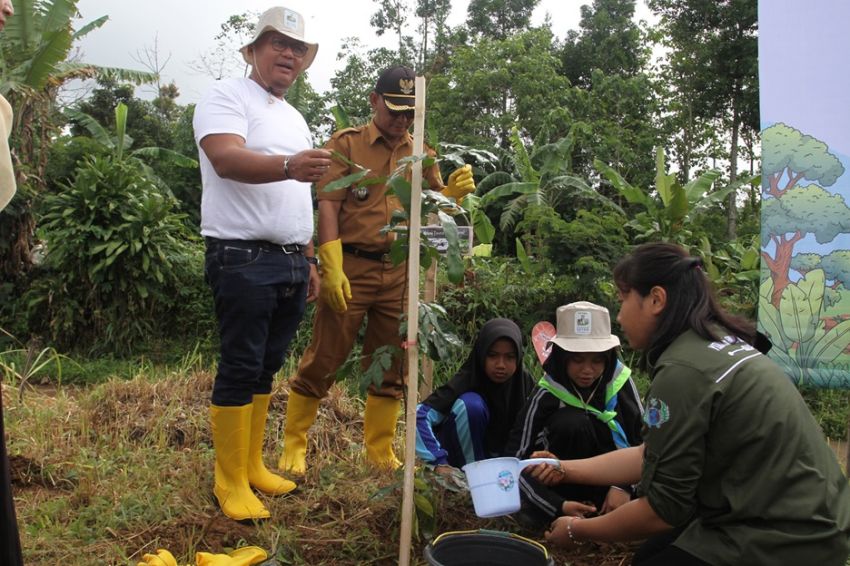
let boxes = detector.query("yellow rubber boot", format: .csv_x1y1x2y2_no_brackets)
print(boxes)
210,404,270,521
363,395,402,470
277,390,320,475
247,394,296,495
195,545,268,566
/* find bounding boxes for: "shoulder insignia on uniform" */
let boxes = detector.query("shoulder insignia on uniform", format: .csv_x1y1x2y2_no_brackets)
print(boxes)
643,397,670,428
330,126,361,139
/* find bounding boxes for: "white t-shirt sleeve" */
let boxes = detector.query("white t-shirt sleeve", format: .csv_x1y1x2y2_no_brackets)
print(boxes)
193,81,249,144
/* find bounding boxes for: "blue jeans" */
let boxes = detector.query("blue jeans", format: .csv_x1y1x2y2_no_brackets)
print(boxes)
204,239,309,406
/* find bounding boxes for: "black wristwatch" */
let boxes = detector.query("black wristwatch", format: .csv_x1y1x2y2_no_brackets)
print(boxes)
305,256,318,265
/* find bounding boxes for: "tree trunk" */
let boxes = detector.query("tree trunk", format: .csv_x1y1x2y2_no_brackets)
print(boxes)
726,92,739,240
765,236,798,307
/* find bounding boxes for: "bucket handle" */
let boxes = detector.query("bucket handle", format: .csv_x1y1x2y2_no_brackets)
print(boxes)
430,529,550,558
517,457,560,472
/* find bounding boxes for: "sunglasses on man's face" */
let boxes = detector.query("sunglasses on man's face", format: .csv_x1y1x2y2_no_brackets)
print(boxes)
388,108,415,120
268,36,309,57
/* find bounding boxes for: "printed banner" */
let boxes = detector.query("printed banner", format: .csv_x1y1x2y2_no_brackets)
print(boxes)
758,0,850,387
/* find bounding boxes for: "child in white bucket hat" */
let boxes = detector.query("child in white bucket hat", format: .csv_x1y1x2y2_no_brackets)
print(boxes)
505,301,643,528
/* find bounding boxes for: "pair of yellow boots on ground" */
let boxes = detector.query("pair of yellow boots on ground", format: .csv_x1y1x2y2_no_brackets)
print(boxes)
210,392,401,521
137,546,266,566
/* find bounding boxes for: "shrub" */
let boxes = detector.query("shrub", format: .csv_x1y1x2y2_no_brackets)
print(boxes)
26,155,195,354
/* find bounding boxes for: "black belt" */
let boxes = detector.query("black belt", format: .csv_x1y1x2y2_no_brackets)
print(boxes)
342,243,392,262
205,237,305,255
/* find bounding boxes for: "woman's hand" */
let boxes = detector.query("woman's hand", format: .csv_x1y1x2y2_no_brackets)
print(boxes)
600,486,631,514
545,516,583,549
562,500,596,517
524,451,566,485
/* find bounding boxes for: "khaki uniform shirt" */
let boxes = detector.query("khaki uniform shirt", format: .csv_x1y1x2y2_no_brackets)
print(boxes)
0,95,16,212
639,329,850,565
316,120,443,252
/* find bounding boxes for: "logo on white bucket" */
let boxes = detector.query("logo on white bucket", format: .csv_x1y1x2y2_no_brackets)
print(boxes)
497,470,515,491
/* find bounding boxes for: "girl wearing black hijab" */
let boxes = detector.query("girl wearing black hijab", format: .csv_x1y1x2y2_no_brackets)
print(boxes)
415,318,534,474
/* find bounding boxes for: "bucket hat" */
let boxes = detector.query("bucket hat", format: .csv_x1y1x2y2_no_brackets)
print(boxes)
240,7,318,70
549,301,620,353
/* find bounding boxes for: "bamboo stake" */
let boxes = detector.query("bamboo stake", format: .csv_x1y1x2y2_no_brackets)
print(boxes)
398,76,426,566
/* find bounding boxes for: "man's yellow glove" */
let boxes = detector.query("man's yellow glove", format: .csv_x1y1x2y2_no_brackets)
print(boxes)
137,549,178,566
442,164,476,202
318,239,352,313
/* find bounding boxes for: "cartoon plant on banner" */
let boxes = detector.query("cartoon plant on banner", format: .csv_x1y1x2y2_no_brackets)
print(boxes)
758,269,850,387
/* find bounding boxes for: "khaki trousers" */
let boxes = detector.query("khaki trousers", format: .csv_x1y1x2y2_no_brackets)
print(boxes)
290,253,407,399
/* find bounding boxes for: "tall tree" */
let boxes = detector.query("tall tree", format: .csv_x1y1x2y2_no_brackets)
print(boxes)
649,0,759,239
465,0,540,40
559,69,660,191
370,0,415,63
560,0,647,88
328,40,399,127
414,0,452,72
428,28,569,148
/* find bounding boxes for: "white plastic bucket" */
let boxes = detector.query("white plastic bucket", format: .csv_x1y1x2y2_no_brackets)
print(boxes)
462,457,559,518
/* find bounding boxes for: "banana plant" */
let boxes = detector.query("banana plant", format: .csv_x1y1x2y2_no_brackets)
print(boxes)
2,0,155,94
594,148,745,245
478,124,620,233
64,102,197,190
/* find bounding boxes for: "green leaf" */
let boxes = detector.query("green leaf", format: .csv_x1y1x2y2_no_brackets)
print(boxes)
438,212,464,284
130,147,198,168
594,158,652,207
654,148,676,207
413,493,434,517
330,105,351,129
683,170,721,203
115,102,128,160
478,182,538,206
322,169,371,192
389,175,412,213
516,238,532,273
471,208,495,244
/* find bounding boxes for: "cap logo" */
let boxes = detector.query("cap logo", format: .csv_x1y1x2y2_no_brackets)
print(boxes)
574,311,592,335
399,79,414,94
283,9,299,31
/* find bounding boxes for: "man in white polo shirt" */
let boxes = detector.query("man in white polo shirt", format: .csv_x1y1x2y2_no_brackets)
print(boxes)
193,6,331,522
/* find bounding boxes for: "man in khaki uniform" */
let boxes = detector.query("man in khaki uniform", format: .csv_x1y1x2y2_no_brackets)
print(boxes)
279,66,475,472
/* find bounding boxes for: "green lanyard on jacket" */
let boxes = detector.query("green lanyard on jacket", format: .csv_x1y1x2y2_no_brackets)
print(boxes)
538,361,632,449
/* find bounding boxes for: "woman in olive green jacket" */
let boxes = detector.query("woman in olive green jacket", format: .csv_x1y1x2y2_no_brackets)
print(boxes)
526,242,850,566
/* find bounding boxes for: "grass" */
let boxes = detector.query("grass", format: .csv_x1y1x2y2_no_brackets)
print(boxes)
4,350,848,565
4,366,638,565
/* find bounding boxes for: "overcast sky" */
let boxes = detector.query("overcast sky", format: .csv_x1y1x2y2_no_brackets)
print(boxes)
71,0,653,105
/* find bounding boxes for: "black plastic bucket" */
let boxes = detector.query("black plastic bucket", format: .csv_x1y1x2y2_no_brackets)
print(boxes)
423,530,555,566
